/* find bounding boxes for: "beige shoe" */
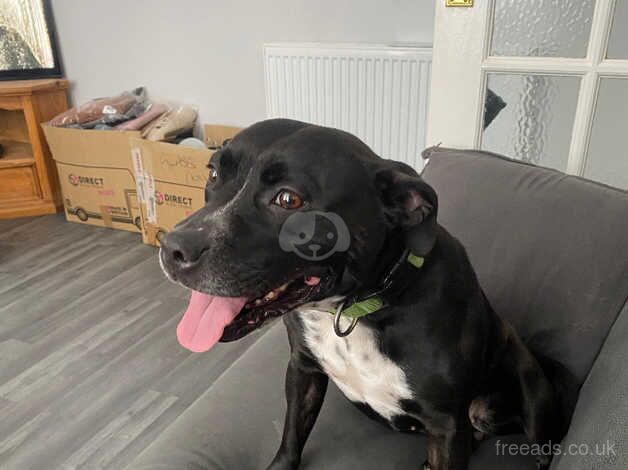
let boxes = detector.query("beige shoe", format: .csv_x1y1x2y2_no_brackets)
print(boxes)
142,106,198,142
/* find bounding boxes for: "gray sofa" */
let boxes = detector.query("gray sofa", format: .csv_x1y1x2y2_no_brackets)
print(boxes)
128,148,628,470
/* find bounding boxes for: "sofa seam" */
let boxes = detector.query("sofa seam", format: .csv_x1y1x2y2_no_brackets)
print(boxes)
581,293,628,386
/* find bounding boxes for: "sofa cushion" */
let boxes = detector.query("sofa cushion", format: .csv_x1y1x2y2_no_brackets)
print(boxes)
127,321,537,470
421,148,628,383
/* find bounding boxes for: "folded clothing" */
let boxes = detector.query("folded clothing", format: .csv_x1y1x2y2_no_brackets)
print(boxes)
49,87,147,128
47,88,199,143
115,103,169,131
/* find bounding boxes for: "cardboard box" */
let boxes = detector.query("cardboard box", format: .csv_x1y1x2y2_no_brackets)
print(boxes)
42,125,143,233
203,124,241,149
131,124,241,246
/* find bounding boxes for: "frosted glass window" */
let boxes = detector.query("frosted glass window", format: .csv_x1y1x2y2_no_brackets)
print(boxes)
584,78,628,189
607,0,628,59
491,0,595,57
482,74,580,171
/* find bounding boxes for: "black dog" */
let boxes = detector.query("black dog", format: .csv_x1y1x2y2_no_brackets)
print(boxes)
160,119,573,470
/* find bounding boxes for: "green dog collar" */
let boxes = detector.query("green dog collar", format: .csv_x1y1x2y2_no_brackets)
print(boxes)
332,252,424,336
407,252,425,269
338,296,385,319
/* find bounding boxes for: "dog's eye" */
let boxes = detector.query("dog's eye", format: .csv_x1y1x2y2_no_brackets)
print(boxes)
208,165,218,183
273,190,304,209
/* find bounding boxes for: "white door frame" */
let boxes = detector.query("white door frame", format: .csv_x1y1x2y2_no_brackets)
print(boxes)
427,0,628,176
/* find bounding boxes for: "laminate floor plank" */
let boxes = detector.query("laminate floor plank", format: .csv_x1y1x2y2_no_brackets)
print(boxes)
0,215,262,470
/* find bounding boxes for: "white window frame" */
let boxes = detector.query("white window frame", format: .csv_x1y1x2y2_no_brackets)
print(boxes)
427,0,628,176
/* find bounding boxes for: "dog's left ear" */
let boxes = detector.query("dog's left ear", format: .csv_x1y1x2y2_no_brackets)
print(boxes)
374,161,438,256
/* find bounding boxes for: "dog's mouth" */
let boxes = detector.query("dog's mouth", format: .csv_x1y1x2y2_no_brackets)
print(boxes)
177,272,335,352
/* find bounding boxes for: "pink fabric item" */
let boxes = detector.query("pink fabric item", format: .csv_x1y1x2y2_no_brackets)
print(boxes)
177,291,248,352
115,103,168,131
49,92,138,127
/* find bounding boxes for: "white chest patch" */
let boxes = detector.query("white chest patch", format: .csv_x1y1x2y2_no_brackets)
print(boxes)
297,297,413,421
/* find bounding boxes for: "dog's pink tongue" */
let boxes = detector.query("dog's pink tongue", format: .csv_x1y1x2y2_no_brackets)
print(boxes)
177,290,248,353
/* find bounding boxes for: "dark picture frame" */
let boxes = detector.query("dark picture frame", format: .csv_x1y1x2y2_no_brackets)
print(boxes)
0,0,62,81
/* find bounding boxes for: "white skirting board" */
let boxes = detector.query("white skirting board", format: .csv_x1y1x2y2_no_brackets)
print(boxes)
264,43,432,170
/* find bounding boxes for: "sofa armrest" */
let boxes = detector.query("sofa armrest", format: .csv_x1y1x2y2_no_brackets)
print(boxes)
551,301,628,470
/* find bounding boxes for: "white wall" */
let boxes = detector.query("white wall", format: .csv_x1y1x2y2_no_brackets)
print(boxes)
51,0,434,128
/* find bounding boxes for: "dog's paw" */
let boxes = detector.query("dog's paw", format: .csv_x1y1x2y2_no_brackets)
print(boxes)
421,460,432,470
535,454,553,470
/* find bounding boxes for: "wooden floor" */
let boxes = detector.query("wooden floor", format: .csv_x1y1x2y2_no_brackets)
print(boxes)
0,215,262,469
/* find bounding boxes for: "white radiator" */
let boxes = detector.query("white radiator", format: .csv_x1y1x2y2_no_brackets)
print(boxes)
263,43,432,170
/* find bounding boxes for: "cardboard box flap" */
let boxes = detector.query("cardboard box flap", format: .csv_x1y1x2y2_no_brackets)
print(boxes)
204,124,241,149
43,125,140,168
129,138,212,188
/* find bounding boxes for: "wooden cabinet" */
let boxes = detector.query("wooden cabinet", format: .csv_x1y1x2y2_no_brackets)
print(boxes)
0,79,69,219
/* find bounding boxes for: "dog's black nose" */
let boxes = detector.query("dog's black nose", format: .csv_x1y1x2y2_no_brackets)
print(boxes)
160,229,208,266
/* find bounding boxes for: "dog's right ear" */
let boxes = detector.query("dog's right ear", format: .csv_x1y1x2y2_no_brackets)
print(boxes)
374,161,438,257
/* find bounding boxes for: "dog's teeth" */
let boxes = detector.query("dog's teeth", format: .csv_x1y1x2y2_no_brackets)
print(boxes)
265,291,276,301
278,283,289,292
255,299,263,306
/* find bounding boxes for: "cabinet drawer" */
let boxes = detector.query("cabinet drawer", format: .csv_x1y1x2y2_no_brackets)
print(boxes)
0,165,39,201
